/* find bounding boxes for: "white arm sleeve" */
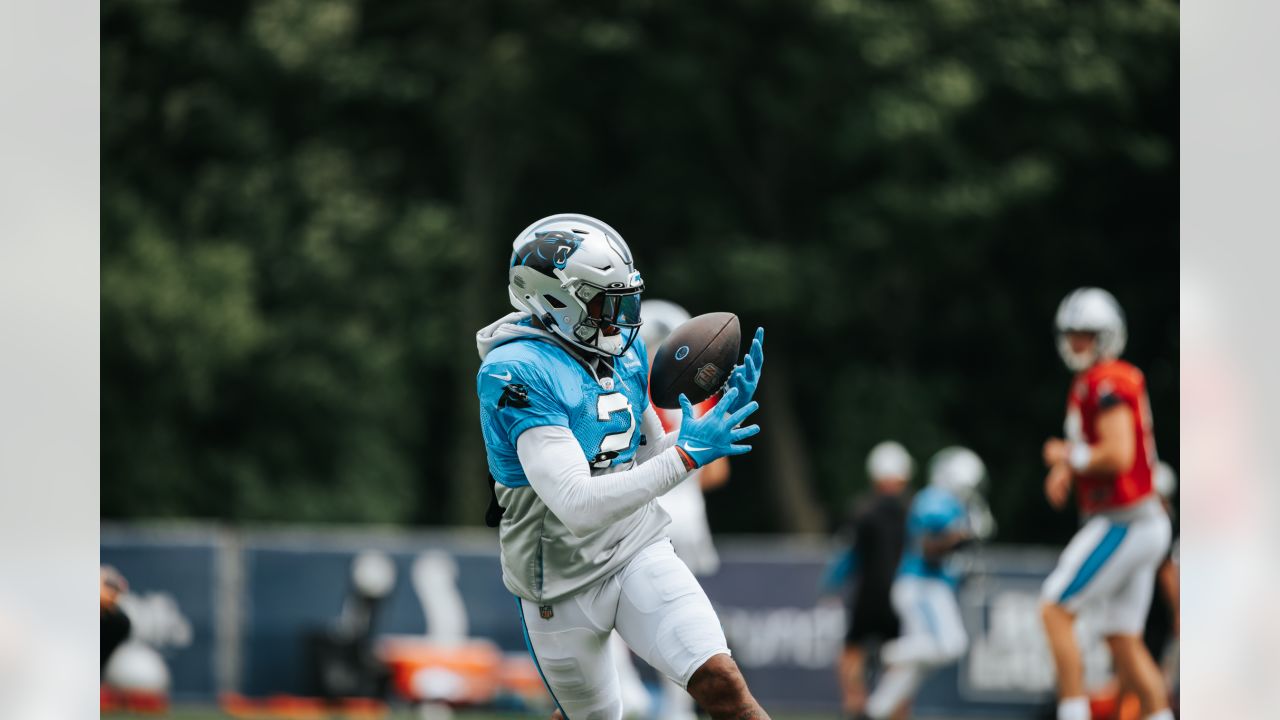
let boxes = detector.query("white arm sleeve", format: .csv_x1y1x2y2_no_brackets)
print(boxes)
634,404,680,464
516,424,689,537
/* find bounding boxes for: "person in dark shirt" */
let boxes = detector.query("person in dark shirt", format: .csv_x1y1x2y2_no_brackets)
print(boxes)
821,441,911,718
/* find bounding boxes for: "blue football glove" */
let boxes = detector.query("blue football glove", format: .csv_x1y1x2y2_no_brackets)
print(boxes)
721,326,764,414
675,387,760,468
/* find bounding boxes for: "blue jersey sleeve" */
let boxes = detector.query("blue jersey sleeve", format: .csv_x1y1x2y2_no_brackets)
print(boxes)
818,548,860,593
911,491,966,536
477,360,570,446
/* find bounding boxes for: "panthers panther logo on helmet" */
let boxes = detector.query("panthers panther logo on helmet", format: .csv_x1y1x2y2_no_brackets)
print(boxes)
512,230,583,276
507,214,645,358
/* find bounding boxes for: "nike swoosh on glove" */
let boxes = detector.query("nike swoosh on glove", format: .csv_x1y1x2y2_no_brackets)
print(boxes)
721,326,764,415
675,387,760,468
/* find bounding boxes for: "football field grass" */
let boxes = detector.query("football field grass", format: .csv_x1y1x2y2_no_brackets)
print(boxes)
103,708,997,719
102,708,847,720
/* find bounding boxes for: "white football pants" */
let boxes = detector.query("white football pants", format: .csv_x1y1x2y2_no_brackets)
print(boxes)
1041,498,1171,636
607,631,653,718
516,538,730,720
865,575,968,720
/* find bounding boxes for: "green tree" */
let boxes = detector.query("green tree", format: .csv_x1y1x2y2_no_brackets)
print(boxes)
102,0,1178,542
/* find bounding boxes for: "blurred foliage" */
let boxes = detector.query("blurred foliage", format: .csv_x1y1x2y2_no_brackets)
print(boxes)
102,0,1178,542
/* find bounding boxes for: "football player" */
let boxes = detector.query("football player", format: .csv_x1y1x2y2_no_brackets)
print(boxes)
1039,288,1173,720
861,447,986,720
819,441,911,718
476,214,768,720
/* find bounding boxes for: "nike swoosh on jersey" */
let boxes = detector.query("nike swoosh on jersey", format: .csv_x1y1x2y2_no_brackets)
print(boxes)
489,371,513,381
682,442,710,452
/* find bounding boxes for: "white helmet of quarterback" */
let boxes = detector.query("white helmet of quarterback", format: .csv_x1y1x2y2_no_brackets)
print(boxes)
508,213,645,358
867,440,913,483
928,446,986,503
1055,287,1127,371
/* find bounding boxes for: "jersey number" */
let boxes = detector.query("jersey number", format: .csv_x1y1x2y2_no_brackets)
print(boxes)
593,393,635,468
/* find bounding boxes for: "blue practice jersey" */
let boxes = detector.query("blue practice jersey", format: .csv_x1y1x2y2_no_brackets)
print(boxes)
477,321,651,487
898,486,969,586
476,314,674,602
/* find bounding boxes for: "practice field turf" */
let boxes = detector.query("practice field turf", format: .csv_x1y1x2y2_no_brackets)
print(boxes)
101,709,979,720
102,708,860,720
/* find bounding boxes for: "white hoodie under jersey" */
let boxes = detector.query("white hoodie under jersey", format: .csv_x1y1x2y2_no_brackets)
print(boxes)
476,313,692,603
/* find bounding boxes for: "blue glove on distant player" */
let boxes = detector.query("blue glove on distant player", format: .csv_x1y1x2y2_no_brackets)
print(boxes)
675,387,760,468
721,327,764,414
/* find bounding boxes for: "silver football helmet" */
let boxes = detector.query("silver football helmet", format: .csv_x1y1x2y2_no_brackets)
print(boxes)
1055,287,1127,371
928,446,986,503
508,213,645,357
929,446,994,539
866,440,913,483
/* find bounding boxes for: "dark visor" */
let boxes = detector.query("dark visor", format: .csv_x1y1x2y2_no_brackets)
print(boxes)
584,289,643,329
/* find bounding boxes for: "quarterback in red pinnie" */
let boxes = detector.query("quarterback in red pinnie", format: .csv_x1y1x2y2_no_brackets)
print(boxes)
1038,288,1173,720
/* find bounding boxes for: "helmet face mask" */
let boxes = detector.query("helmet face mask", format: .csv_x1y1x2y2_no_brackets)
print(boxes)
1054,287,1127,371
569,281,643,355
508,214,645,358
578,286,643,334
1057,331,1100,372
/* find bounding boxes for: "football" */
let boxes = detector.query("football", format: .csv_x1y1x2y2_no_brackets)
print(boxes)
648,312,741,409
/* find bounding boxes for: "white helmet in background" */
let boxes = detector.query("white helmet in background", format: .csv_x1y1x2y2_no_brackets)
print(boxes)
508,213,645,357
867,440,913,483
639,299,691,361
928,446,986,503
1154,461,1177,499
1055,287,1127,371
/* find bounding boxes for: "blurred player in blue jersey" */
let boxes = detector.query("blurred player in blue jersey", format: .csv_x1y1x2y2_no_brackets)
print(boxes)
861,447,988,720
475,213,768,720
